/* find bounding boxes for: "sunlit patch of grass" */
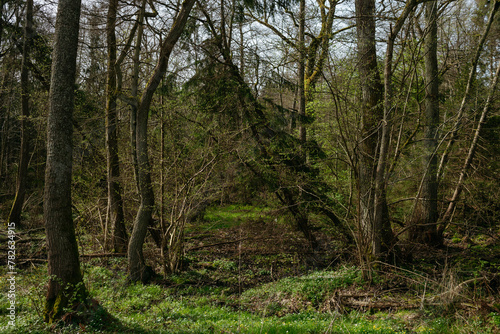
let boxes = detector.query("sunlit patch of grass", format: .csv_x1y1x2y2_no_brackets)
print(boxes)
0,264,50,333
198,204,272,231
240,265,363,315
1,263,499,333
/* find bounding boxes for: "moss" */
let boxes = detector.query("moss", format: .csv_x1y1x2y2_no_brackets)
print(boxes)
43,292,66,323
43,282,88,324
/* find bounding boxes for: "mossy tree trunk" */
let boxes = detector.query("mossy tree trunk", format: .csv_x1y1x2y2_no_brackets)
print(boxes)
43,0,86,323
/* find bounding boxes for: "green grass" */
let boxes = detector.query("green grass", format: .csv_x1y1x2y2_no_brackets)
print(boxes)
1,263,499,333
195,204,272,231
240,266,364,314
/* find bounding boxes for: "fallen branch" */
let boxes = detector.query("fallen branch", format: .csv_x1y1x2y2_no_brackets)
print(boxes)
187,237,273,251
80,253,127,258
17,238,45,244
343,299,418,309
19,227,45,234
17,258,48,264
187,238,253,251
429,276,488,302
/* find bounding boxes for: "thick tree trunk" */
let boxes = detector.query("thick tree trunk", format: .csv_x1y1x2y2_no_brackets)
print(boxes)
9,0,33,228
355,0,385,256
106,0,128,253
128,0,196,283
44,0,86,323
415,0,440,245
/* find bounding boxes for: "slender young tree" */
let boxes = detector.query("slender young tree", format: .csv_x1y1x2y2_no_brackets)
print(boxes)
247,0,337,140
128,0,196,282
8,0,33,227
298,0,306,144
43,0,86,323
436,0,500,236
106,0,128,253
375,0,417,256
437,1,500,182
129,0,147,191
441,57,500,226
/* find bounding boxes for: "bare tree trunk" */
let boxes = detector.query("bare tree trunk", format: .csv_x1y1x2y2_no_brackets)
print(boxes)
355,0,385,256
128,0,196,283
239,20,244,79
106,0,128,253
436,1,500,237
0,0,5,51
413,0,441,245
0,72,7,180
0,70,12,181
437,1,500,182
160,89,167,275
441,58,500,226
129,0,146,192
9,0,33,228
375,0,417,255
43,0,86,323
0,1,7,178
298,0,306,144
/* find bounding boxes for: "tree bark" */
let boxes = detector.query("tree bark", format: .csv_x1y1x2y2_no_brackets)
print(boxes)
9,0,33,228
415,0,440,245
129,0,147,193
0,1,5,50
43,0,86,323
128,0,196,283
298,0,306,144
376,0,417,255
355,0,385,256
106,0,128,253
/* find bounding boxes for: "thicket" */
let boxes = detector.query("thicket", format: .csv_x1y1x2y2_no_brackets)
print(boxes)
0,0,500,331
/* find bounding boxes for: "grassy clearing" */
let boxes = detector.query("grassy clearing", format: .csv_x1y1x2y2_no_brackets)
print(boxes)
1,205,499,333
190,204,272,232
1,261,499,334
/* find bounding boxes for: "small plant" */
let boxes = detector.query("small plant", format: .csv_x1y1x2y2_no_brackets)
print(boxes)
490,312,500,327
213,259,237,271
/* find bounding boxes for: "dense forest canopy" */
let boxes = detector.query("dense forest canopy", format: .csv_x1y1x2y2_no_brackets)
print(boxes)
1,0,500,332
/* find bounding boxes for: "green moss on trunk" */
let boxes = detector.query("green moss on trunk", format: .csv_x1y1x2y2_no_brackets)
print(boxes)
44,281,87,324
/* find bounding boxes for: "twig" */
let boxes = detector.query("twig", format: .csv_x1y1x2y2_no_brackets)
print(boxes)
187,237,273,251
79,253,127,258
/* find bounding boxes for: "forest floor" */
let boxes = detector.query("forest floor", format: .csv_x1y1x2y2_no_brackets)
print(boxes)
1,204,500,333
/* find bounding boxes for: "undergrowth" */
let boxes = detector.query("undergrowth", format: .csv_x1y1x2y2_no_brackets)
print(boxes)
1,205,499,333
1,261,499,333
